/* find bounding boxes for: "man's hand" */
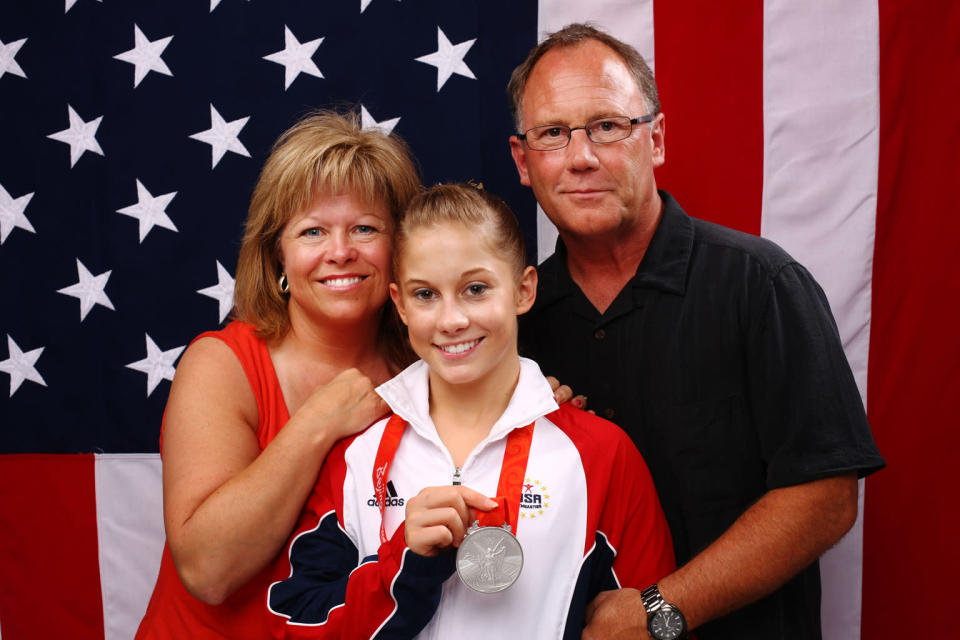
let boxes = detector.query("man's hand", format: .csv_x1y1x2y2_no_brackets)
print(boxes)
583,588,650,640
545,375,587,409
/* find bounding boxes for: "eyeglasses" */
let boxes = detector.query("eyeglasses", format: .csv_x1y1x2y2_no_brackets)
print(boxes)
516,114,657,151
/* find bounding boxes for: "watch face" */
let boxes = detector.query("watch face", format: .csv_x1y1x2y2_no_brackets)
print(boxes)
650,607,686,640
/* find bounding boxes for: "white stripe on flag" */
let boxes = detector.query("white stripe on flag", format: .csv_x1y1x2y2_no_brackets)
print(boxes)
534,0,656,264
762,1,880,638
95,453,165,640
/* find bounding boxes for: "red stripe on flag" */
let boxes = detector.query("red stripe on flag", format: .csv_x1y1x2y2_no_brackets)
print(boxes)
653,0,764,235
0,454,104,639
864,1,960,637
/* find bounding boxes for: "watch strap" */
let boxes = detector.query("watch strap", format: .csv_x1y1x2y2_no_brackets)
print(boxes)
641,583,665,615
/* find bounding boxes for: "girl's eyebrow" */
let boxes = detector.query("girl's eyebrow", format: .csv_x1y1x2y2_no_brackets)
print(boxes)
462,267,495,278
401,267,495,285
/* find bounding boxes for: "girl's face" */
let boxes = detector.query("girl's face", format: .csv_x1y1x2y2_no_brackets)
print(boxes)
279,190,394,331
390,221,536,390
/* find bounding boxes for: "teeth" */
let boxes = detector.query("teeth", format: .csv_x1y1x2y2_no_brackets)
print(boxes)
324,276,363,287
440,339,479,354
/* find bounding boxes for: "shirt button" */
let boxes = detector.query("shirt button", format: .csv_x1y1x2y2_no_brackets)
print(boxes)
604,408,615,420
594,329,606,340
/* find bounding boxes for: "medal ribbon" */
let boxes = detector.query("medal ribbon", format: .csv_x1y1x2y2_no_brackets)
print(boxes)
372,414,535,545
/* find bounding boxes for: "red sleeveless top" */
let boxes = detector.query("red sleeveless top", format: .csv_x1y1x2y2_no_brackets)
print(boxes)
136,321,289,639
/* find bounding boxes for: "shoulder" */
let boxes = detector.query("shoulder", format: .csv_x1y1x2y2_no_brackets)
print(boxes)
173,322,262,391
690,215,796,278
543,406,654,499
658,190,796,279
340,414,393,466
165,324,260,431
176,325,248,379
182,321,259,363
545,403,635,456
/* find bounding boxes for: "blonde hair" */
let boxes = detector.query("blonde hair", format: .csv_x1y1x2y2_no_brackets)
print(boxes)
234,110,420,366
394,183,527,281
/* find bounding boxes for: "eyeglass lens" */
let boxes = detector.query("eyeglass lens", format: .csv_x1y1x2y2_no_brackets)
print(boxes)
525,116,634,150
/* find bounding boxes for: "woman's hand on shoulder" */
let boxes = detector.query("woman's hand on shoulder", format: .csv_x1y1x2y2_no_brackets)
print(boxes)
403,486,497,557
295,368,390,442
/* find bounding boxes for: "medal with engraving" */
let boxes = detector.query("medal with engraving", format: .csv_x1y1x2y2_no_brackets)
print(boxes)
456,498,524,593
372,416,535,593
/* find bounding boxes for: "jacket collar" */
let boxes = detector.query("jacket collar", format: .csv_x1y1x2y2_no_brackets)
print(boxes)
375,358,559,445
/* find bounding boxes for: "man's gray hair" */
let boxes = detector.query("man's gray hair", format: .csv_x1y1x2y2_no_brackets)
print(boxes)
507,23,660,132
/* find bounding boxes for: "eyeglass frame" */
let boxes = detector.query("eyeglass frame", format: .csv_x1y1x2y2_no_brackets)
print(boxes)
515,113,658,151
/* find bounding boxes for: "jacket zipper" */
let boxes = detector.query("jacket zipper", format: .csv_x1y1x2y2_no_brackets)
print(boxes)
452,466,462,485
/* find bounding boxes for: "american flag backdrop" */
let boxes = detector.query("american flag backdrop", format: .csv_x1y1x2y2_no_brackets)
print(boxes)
0,1,956,639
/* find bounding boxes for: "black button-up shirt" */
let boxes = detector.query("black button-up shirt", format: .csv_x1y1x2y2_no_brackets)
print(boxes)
520,191,884,639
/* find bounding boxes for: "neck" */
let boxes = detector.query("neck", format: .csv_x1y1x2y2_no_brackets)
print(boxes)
562,199,663,313
274,308,390,385
428,355,521,467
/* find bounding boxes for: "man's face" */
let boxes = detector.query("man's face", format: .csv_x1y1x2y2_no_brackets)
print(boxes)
510,40,665,241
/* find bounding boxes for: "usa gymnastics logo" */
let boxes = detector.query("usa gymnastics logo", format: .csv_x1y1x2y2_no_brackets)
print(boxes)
519,478,550,519
368,480,404,507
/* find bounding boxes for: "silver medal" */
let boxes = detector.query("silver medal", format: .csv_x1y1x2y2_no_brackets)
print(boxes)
456,520,523,593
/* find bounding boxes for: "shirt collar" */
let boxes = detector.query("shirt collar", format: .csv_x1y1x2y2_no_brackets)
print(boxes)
532,189,693,311
630,190,693,295
375,357,559,444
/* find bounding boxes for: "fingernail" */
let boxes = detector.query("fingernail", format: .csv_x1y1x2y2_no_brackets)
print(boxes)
573,397,583,408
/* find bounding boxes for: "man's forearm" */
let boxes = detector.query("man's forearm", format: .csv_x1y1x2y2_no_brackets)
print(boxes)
658,472,859,630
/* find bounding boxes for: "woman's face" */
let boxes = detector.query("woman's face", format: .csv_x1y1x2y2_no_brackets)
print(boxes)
279,190,394,332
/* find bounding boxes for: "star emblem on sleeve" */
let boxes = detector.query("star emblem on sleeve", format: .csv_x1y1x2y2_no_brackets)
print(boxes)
125,333,185,396
113,24,173,88
0,37,27,80
0,335,46,397
117,179,178,242
263,25,324,90
47,105,104,168
415,27,476,91
57,258,115,321
189,104,250,168
360,105,400,135
197,260,235,323
0,182,35,244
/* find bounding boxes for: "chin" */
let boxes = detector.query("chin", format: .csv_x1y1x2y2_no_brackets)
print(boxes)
319,304,384,327
427,362,486,387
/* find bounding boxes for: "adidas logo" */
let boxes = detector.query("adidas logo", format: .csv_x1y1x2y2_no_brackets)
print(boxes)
368,480,405,507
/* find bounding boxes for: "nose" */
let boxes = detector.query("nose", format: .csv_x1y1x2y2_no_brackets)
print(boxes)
566,128,600,171
437,298,469,333
325,230,358,264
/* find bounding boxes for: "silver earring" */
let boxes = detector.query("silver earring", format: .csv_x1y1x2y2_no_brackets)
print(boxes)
278,273,289,294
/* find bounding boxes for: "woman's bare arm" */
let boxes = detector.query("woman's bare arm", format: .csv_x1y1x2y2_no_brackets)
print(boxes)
160,337,387,604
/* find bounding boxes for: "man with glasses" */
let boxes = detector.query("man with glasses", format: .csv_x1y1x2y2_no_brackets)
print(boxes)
509,23,883,640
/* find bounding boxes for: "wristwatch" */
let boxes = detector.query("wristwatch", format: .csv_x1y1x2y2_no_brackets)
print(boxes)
640,584,688,640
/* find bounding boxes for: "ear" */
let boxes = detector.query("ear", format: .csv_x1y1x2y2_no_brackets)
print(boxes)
650,112,666,169
515,266,538,315
509,135,532,187
388,283,408,326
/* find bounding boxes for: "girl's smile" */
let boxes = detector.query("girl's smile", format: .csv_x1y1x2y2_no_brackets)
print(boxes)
390,222,536,392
